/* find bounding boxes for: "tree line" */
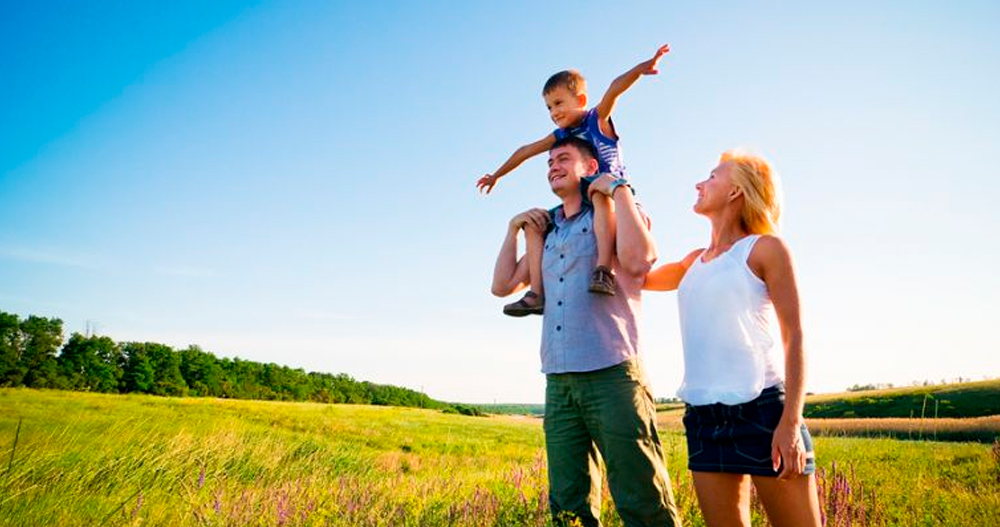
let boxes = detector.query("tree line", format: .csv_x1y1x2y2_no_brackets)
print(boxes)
0,310,481,414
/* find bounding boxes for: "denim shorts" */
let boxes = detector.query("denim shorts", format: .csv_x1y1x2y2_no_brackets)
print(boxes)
682,385,815,476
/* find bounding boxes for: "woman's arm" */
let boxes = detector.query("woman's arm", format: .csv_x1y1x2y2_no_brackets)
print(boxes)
643,249,702,291
749,235,808,479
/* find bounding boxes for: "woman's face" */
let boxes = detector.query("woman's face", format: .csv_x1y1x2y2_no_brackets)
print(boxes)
694,161,737,215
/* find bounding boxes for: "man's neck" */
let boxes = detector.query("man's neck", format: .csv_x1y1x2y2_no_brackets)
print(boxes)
560,194,584,218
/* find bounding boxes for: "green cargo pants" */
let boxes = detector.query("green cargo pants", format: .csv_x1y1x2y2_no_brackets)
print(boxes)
544,358,681,527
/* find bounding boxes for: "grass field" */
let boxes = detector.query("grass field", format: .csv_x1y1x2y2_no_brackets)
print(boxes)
2,389,999,526
803,379,1000,418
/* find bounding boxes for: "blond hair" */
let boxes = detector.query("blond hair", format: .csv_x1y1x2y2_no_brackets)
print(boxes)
720,150,782,235
543,69,587,96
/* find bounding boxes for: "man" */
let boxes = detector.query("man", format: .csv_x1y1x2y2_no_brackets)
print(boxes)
490,136,682,527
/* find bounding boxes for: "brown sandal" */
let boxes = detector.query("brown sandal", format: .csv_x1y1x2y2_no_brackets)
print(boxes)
588,266,617,296
503,291,544,317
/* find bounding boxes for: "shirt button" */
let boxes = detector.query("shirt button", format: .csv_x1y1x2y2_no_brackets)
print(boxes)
557,301,563,306
583,228,588,233
559,277,564,282
556,325,562,331
560,254,564,259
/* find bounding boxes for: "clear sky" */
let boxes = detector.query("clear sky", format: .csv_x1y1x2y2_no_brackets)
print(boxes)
2,1,999,404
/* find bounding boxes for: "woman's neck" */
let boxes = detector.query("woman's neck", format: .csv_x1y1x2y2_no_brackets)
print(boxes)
706,213,749,256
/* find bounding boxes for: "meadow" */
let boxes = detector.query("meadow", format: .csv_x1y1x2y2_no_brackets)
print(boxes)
2,389,999,526
803,379,1000,419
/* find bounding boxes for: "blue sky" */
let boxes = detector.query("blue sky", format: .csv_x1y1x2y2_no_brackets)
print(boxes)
2,1,999,403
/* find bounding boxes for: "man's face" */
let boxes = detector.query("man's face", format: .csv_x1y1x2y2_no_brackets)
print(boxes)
547,144,594,195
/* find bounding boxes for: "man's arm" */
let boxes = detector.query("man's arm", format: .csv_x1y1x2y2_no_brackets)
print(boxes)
477,134,557,194
491,208,549,296
589,175,656,278
595,44,670,137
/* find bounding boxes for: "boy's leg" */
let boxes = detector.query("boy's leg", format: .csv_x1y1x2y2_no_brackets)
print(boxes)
526,223,545,299
581,360,682,527
503,224,545,316
545,375,603,527
589,192,617,295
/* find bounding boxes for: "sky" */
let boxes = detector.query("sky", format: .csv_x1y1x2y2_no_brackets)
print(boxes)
2,1,999,404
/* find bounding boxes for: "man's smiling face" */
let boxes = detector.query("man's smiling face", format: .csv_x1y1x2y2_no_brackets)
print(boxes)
547,143,596,196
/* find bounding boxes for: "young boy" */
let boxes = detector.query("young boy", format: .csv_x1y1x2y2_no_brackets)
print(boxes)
477,44,670,316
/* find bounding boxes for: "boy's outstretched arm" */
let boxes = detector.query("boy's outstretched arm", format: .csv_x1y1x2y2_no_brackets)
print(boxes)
477,134,556,194
595,44,670,131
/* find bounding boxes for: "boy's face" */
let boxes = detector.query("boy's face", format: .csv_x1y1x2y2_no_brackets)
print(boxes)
544,86,587,129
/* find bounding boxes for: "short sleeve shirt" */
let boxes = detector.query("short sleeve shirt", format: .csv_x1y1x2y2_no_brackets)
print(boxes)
539,204,645,374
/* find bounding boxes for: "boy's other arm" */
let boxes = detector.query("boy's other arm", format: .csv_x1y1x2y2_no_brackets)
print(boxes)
477,134,556,194
595,44,670,137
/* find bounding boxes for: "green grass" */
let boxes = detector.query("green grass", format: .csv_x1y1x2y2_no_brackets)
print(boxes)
1,389,999,526
805,378,1000,418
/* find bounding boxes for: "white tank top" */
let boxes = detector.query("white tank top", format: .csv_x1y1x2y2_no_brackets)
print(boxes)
676,234,784,405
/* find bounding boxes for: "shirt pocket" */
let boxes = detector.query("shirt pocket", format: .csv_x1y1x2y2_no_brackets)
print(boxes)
567,222,596,258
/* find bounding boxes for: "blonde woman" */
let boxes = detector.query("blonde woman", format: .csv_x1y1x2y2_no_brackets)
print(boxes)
642,151,821,526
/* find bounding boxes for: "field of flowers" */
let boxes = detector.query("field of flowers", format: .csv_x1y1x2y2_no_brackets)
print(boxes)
1,389,998,526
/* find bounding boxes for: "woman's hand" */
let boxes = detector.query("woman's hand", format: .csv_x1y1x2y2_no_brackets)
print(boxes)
772,416,809,479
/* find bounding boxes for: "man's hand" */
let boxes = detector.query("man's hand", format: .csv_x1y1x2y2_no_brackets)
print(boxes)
588,173,628,198
477,174,500,194
772,417,809,480
639,44,670,75
509,208,550,233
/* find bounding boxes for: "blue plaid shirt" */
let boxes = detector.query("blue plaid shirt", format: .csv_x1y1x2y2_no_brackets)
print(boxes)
540,204,646,374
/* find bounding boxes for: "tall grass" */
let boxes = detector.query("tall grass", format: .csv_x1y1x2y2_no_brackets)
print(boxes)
2,389,999,526
806,416,1000,443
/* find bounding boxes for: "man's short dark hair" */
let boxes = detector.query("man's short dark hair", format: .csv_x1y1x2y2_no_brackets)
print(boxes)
550,136,597,161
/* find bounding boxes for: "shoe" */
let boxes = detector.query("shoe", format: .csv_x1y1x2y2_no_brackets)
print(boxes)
503,291,544,317
588,266,616,296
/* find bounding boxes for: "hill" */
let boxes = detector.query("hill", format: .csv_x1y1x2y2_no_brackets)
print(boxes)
804,378,1000,418
0,309,463,413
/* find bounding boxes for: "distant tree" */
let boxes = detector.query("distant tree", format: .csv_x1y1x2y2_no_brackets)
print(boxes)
178,345,224,397
3,309,463,413
121,342,155,393
0,311,24,386
57,333,122,392
122,342,188,396
19,315,64,388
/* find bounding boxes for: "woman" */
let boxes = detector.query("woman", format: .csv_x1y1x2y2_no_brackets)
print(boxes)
645,150,821,526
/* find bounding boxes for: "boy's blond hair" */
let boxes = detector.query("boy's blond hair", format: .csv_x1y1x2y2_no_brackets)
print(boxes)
543,69,587,96
720,150,782,235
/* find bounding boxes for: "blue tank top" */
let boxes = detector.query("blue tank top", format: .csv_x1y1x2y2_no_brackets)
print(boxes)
554,107,626,177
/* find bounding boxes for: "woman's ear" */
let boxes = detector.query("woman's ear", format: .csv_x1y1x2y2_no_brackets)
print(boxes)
727,186,743,202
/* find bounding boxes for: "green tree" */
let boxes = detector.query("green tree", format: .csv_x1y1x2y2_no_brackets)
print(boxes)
19,315,64,388
0,311,24,386
121,342,155,393
58,334,122,392
178,345,223,396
